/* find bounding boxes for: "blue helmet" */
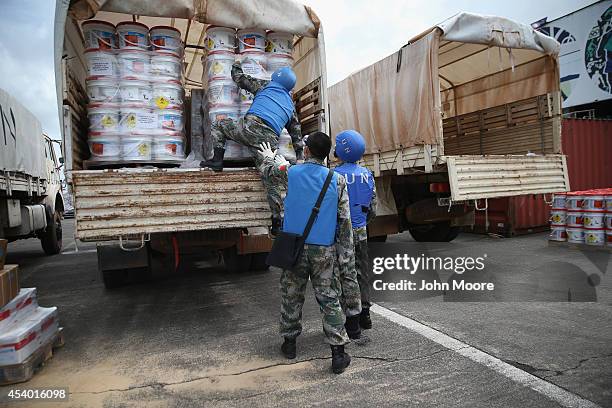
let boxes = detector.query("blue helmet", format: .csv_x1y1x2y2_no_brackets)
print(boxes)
271,67,296,91
335,130,366,162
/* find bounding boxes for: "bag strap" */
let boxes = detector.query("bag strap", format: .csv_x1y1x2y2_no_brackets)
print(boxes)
302,169,334,240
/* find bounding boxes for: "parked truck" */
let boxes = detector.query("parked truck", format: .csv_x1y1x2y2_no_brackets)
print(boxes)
328,13,570,242
0,88,64,254
55,0,328,287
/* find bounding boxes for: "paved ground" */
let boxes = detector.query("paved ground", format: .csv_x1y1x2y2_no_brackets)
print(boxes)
1,219,610,408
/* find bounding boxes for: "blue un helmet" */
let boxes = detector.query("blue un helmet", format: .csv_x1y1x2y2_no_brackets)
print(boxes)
334,130,366,163
271,67,297,91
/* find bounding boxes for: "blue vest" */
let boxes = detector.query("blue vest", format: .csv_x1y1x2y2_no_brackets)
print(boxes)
247,82,294,135
283,163,338,246
334,163,374,228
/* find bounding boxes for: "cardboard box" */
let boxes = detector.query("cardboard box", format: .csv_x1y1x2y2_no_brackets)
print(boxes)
0,239,7,269
0,265,19,308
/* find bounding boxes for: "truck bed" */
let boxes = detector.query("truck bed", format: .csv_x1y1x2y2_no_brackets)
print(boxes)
72,168,271,240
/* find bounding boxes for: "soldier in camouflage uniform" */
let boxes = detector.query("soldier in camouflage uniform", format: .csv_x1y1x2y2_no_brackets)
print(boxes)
334,130,377,337
257,133,356,374
203,62,303,235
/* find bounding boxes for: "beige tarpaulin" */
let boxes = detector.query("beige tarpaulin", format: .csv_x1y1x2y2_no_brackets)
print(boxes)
68,0,320,37
329,12,560,154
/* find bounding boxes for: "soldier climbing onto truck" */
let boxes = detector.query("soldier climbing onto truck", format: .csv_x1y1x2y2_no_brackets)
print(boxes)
257,133,356,374
202,62,304,236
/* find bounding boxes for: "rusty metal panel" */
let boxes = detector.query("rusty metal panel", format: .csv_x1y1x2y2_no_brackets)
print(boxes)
72,168,271,240
562,119,612,191
446,154,570,201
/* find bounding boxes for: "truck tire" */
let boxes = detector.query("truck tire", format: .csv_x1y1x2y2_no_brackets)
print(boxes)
250,252,269,271
408,222,460,242
222,246,252,273
40,210,62,255
368,235,387,242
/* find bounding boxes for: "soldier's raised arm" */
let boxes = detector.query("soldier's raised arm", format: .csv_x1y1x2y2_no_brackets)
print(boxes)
231,62,268,95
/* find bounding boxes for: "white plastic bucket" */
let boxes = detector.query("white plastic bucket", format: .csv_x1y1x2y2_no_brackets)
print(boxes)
237,29,266,52
566,227,584,244
82,20,116,50
205,26,236,52
203,51,234,82
157,107,184,131
153,81,183,107
85,50,119,78
120,104,157,132
583,212,605,229
88,132,121,161
606,195,612,211
240,50,268,79
566,211,584,228
266,31,294,55
151,53,182,80
87,79,120,103
153,134,185,160
208,80,239,105
278,130,296,162
551,193,566,210
549,209,566,226
605,213,612,230
118,49,151,80
119,80,152,104
88,103,119,131
116,22,149,50
122,134,152,161
582,195,606,212
548,226,567,242
565,195,583,211
267,54,294,73
208,104,239,124
584,229,605,246
150,26,182,56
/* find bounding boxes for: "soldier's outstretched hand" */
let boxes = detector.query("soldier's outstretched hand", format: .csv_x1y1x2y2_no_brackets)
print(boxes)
257,142,276,161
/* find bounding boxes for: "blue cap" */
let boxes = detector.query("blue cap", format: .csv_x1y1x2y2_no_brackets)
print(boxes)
271,67,297,91
334,130,366,162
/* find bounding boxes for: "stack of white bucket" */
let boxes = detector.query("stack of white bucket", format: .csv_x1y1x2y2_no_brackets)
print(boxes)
549,189,612,246
202,27,296,161
83,20,186,164
0,289,60,367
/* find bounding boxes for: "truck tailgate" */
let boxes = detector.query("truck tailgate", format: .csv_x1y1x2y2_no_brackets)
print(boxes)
445,155,570,201
72,168,271,240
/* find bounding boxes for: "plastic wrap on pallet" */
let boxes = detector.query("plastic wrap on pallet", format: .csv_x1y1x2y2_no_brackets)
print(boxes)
0,288,37,331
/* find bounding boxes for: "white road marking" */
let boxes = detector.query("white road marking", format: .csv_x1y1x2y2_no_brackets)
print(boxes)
371,304,602,408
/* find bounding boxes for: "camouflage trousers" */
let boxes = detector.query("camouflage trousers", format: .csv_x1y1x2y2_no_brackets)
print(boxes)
279,244,350,345
355,237,372,309
212,115,283,219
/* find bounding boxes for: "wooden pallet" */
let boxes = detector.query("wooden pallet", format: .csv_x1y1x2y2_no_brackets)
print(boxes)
83,159,184,170
293,78,323,135
548,240,612,252
0,329,65,386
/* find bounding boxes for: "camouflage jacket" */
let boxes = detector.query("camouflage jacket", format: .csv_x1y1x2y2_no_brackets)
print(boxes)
232,63,304,155
353,183,378,242
260,157,355,277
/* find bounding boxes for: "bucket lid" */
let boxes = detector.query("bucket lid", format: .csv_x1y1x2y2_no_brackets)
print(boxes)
237,28,266,35
82,20,116,29
209,103,239,110
241,49,265,55
269,53,294,60
118,48,150,55
152,51,181,59
206,25,236,32
89,131,121,138
116,21,149,30
150,25,181,34
120,102,153,110
84,49,116,55
88,102,120,109
206,50,235,57
153,80,183,87
158,105,183,112
119,79,151,85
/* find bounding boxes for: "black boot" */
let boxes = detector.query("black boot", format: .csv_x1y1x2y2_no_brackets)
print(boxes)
281,337,296,359
360,307,372,330
331,345,351,374
345,315,361,339
271,216,282,237
201,147,225,171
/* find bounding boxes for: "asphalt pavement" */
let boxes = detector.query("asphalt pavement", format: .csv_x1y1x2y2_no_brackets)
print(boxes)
1,219,610,408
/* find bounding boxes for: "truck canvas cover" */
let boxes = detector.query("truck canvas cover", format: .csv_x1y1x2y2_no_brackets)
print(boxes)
0,88,46,181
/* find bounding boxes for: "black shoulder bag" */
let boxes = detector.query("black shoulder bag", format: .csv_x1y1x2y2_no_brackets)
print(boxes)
266,169,334,270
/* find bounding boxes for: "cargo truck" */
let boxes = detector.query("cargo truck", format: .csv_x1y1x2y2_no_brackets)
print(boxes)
328,13,570,242
0,88,64,254
54,0,328,287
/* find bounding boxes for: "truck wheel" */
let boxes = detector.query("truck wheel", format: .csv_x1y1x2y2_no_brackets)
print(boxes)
368,235,387,242
250,252,269,271
408,222,460,242
40,210,62,255
222,246,252,273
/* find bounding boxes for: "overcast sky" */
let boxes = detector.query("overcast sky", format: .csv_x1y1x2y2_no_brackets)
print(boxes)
0,0,595,147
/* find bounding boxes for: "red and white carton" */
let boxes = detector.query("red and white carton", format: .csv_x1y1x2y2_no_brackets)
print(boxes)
0,307,59,366
0,288,37,331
